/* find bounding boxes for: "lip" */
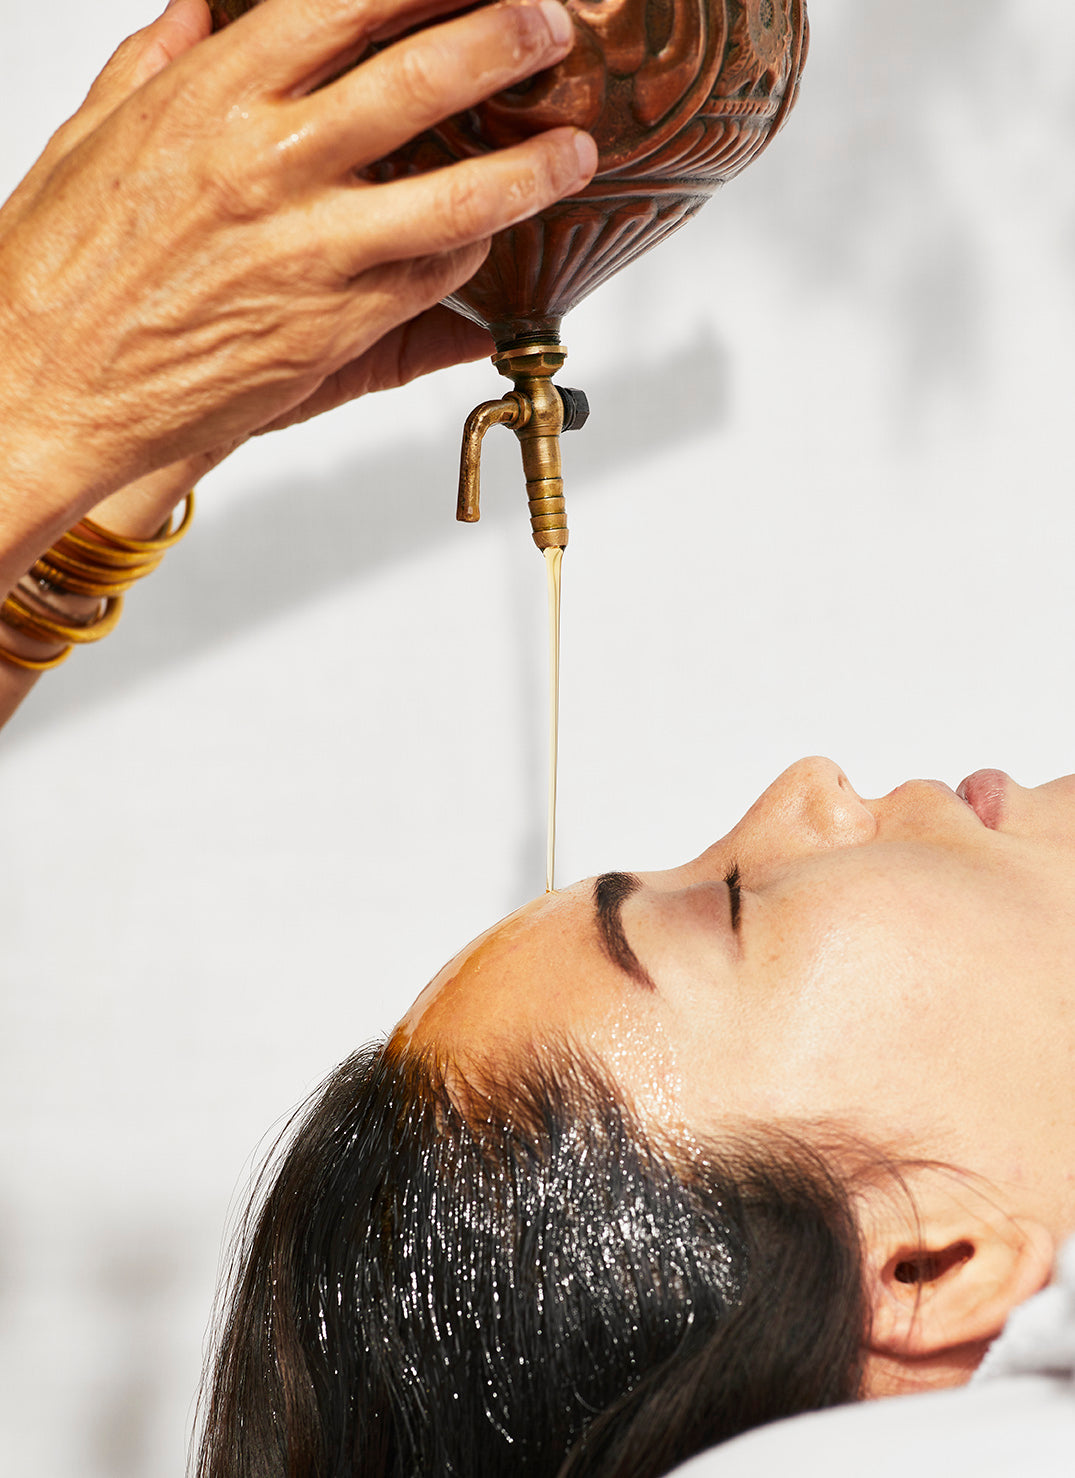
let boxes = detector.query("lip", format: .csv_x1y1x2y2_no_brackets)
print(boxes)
956,769,1010,830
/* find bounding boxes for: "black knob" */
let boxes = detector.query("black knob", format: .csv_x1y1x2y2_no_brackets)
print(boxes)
558,387,590,433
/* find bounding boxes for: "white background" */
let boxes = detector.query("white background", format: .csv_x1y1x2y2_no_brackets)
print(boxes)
1,0,1073,1472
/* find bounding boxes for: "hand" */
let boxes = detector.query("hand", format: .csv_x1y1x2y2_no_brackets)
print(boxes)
0,0,595,526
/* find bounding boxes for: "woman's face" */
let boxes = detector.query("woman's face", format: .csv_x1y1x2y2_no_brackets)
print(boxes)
401,759,1075,1225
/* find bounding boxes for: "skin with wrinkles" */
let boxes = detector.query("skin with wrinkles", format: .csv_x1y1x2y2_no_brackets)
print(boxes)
0,0,596,593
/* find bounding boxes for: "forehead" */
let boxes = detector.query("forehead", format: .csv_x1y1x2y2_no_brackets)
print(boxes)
398,882,644,1062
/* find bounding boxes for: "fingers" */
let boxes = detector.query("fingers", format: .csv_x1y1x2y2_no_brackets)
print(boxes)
211,0,484,98
384,304,496,387
86,0,212,111
301,0,575,175
253,254,493,434
327,305,498,418
130,0,215,90
0,0,588,490
315,126,597,276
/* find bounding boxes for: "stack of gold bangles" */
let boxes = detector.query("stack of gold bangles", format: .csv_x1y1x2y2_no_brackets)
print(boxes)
0,493,195,672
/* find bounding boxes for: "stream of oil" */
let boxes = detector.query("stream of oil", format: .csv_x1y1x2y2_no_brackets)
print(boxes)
544,546,563,894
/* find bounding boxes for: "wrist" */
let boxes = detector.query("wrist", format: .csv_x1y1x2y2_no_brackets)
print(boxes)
0,292,166,581
0,386,206,593
0,491,196,674
0,574,97,671
86,459,209,541
0,450,94,586
0,579,71,667
0,386,120,592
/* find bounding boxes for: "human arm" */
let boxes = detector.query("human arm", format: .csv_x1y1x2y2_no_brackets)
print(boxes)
0,0,594,718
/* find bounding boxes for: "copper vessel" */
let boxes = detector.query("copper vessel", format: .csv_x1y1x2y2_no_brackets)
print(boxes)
211,0,809,547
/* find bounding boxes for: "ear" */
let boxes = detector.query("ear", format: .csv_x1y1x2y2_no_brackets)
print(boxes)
860,1174,1054,1396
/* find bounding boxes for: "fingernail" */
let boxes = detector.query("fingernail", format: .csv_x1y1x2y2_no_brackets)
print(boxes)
538,0,575,48
573,130,598,177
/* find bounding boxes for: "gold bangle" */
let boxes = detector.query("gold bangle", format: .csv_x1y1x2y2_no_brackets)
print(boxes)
44,536,164,574
0,590,125,645
0,642,71,672
30,548,164,598
43,494,193,580
0,491,194,673
81,492,195,553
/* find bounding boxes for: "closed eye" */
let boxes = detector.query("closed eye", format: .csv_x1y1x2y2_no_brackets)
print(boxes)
725,864,743,932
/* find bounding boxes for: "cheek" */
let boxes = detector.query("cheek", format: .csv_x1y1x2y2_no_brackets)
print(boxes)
1023,775,1075,848
696,877,1024,1125
737,919,950,1119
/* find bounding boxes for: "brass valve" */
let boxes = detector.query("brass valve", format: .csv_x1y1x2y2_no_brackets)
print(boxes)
457,340,589,552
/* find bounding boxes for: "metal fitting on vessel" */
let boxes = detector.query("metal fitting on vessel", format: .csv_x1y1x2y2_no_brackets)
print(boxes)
457,339,589,552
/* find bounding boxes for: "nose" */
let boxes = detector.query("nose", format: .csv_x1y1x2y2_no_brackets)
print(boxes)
740,757,877,861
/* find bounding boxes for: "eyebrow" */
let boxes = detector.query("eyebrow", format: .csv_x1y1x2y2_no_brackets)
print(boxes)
593,872,656,991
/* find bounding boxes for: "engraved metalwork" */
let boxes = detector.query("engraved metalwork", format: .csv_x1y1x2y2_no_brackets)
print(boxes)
361,0,808,341
211,0,808,548
459,342,589,550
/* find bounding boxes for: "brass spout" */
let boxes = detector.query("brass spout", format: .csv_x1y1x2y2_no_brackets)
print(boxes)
457,394,528,524
456,339,589,552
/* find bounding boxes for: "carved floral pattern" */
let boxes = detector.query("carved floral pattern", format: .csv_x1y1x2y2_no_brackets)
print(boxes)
719,0,794,98
212,0,809,342
456,0,728,171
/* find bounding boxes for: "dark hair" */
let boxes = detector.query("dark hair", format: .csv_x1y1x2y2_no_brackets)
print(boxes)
196,1038,867,1478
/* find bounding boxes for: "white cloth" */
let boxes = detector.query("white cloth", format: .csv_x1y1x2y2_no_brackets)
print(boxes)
670,1238,1075,1478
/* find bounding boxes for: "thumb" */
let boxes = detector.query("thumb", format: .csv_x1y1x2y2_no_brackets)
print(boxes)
82,0,215,114
1,2,214,222
126,0,216,91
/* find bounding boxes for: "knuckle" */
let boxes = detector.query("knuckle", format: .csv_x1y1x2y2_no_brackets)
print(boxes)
395,45,447,120
303,0,361,28
205,163,273,221
411,244,483,301
47,115,83,157
156,62,229,125
541,134,582,196
442,168,490,243
490,136,582,228
501,163,551,223
106,32,144,73
509,3,560,59
201,126,283,221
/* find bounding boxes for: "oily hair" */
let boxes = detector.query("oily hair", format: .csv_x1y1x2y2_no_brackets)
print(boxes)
196,1038,868,1478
